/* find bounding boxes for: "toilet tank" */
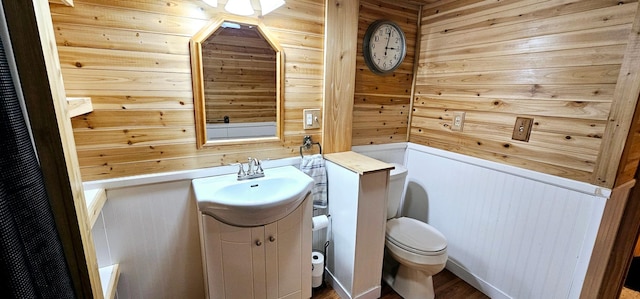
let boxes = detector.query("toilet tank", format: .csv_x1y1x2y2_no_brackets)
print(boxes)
387,163,408,219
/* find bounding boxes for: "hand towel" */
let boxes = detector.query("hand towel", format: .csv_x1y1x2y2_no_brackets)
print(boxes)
300,154,328,208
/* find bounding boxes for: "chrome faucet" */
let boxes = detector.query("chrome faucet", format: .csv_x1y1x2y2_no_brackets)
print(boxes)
236,157,265,180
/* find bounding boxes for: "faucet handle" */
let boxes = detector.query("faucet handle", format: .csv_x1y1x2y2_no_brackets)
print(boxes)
233,163,246,178
255,159,263,174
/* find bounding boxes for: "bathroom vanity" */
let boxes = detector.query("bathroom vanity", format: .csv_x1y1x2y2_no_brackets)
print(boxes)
200,195,312,299
192,166,314,299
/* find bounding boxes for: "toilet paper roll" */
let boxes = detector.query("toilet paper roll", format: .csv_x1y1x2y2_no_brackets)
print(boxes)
311,251,324,288
312,215,329,231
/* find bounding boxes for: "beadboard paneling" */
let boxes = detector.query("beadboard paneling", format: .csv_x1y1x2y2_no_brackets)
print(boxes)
50,0,324,181
352,0,419,146
404,144,607,299
99,181,204,299
410,0,640,187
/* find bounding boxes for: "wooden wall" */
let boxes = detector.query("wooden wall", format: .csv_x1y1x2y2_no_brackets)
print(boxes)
50,0,324,181
352,0,419,146
202,25,277,124
410,0,640,187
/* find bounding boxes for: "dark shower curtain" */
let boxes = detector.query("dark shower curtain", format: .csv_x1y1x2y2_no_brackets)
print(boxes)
0,33,75,298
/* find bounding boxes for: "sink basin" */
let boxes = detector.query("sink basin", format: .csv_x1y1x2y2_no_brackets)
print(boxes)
192,166,314,227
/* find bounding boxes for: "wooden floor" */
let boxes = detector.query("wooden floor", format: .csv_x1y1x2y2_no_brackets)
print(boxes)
312,269,489,299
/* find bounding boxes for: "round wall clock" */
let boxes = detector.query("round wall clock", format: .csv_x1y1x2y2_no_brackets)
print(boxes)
363,20,407,75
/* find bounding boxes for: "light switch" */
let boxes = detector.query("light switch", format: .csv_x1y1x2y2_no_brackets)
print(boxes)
303,109,321,129
512,117,533,142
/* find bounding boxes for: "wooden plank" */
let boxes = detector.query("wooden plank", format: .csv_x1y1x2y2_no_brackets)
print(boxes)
67,97,93,117
409,134,594,182
417,65,622,86
322,0,359,153
51,2,208,36
324,151,394,175
49,0,74,7
413,96,612,120
593,3,640,186
424,2,636,51
84,188,106,229
58,47,190,73
62,69,192,91
54,23,191,55
70,109,195,129
423,45,626,74
420,24,632,62
416,83,616,102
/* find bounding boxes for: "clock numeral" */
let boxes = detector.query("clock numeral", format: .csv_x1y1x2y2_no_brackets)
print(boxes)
374,35,379,42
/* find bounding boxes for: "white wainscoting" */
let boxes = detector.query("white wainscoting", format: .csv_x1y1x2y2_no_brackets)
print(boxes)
404,143,608,299
88,157,302,299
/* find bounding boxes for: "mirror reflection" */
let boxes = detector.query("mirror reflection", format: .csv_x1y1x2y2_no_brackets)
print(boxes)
191,19,282,147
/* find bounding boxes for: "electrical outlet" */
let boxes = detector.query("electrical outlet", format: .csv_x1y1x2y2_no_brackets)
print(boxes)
303,109,321,129
451,111,465,131
512,117,533,142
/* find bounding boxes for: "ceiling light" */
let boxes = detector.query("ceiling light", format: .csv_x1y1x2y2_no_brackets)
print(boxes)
202,0,217,7
224,0,255,16
260,0,285,15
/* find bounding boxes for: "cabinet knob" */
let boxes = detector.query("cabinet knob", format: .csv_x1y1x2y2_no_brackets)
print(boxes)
256,240,262,246
269,236,276,242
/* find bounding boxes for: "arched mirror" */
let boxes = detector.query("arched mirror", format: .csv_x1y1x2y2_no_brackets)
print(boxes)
190,17,283,148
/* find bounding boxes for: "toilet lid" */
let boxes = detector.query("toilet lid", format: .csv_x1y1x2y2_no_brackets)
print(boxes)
386,217,447,255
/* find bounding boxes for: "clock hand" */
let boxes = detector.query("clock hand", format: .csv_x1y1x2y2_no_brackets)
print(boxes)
384,31,391,56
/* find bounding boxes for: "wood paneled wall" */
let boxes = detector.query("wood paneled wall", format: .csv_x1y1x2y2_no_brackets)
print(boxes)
50,0,324,181
410,0,640,187
352,0,419,146
202,26,277,124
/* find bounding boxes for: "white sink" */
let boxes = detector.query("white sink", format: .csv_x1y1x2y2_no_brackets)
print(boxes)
192,166,314,227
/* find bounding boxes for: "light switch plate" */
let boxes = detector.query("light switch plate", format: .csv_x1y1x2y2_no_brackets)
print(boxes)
512,117,533,142
303,109,321,129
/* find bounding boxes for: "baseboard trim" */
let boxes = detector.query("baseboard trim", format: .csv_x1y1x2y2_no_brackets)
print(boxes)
446,260,512,299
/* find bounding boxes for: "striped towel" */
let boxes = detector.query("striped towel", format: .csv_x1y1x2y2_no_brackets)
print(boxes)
300,154,328,208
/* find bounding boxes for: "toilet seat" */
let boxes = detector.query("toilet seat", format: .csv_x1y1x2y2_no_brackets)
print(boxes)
386,217,447,256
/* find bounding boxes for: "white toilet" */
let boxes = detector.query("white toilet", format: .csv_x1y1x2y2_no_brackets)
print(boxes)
383,163,448,299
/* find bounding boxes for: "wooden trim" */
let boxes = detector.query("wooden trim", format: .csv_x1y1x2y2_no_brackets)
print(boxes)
48,0,73,7
67,97,93,118
406,6,421,142
322,0,359,153
99,264,120,299
84,188,106,229
592,1,640,187
324,151,393,175
3,0,98,297
597,174,640,298
580,179,636,298
190,16,284,149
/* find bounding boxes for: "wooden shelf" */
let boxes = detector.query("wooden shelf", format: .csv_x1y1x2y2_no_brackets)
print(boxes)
48,0,74,6
67,97,93,118
99,264,120,299
84,188,107,229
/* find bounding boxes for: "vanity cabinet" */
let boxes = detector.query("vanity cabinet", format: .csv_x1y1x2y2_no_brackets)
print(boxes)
200,195,312,299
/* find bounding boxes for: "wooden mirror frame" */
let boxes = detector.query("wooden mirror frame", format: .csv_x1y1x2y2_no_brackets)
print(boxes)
190,16,284,149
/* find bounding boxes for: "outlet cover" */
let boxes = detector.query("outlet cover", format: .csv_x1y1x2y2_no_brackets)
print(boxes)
303,109,321,129
512,117,533,142
451,111,465,131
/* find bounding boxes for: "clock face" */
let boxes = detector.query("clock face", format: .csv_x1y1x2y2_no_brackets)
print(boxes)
363,21,406,75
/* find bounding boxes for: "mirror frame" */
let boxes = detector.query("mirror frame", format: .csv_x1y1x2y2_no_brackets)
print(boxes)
190,16,284,149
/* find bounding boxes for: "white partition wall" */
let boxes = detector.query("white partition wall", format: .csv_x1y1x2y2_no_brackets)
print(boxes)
404,144,608,299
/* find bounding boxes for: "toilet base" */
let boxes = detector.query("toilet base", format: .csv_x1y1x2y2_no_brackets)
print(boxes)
391,265,435,299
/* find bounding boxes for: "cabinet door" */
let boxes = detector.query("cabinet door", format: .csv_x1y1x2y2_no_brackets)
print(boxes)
265,197,312,299
203,215,265,299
